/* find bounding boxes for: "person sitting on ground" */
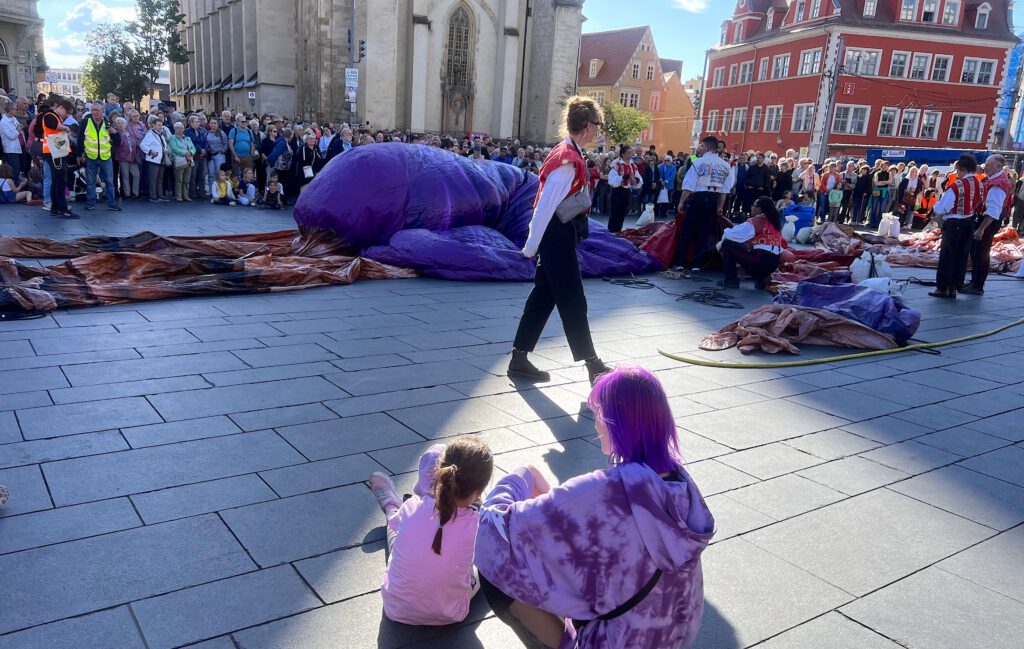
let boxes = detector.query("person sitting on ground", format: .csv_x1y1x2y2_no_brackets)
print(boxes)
236,167,258,206
262,176,283,209
0,163,31,203
719,196,785,291
475,366,714,649
369,437,494,626
775,190,794,212
210,169,237,206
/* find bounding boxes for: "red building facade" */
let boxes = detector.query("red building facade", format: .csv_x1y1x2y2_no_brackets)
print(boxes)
700,0,1018,159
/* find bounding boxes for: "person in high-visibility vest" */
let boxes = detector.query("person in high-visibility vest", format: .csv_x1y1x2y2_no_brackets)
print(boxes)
41,95,76,219
81,101,122,211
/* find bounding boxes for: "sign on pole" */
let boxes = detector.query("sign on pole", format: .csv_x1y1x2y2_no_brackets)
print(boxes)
247,91,256,100
345,68,359,87
799,146,809,158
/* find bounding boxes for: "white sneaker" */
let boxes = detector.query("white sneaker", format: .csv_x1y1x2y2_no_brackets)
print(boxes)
41,203,51,210
368,472,401,515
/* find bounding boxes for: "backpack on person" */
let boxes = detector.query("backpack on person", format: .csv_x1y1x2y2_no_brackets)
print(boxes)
275,141,293,171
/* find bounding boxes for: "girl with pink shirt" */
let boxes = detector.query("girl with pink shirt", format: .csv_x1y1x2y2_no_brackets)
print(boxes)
369,437,494,626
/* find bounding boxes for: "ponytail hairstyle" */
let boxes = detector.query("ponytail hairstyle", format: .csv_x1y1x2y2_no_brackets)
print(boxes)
754,196,783,232
431,436,494,555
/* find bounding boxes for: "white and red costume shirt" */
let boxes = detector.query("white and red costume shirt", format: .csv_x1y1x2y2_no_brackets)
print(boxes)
934,174,984,220
609,157,640,190
982,170,1012,220
721,214,786,255
522,137,588,257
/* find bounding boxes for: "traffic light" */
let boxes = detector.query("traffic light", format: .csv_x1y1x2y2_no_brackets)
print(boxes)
359,40,366,60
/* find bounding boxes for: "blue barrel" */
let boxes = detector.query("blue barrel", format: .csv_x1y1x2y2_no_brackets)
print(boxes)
783,205,816,232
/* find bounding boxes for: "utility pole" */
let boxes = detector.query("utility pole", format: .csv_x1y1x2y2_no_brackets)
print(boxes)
817,35,845,162
347,0,358,127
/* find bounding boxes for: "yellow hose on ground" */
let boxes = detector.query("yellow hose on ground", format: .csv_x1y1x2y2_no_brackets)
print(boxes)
658,317,1024,369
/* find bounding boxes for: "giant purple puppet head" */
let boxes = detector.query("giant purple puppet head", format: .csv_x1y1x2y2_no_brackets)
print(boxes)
293,143,659,281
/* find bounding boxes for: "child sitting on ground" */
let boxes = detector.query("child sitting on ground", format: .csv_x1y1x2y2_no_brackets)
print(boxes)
236,168,258,206
262,177,283,210
369,437,493,626
775,190,794,212
0,164,32,203
210,169,237,206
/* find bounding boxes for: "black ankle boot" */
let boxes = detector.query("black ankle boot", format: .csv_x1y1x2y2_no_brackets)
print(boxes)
586,357,612,386
508,350,550,382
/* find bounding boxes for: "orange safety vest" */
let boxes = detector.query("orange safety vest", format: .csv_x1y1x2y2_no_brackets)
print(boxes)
41,112,62,155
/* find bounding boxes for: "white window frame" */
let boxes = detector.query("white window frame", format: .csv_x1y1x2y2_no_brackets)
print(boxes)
878,107,899,136
647,64,655,81
721,25,727,45
732,108,747,133
723,109,732,132
899,0,918,21
962,57,997,85
707,110,719,132
976,2,991,29
810,0,821,18
792,104,815,132
736,23,745,41
587,91,605,105
909,53,931,80
649,92,661,112
729,64,739,85
942,0,960,25
864,0,877,16
713,67,725,87
948,112,985,142
832,104,870,135
794,0,806,22
765,105,783,132
773,54,791,79
799,48,823,75
889,51,910,78
766,8,775,29
758,57,769,81
845,48,881,75
919,110,941,139
931,55,952,82
751,106,762,132
589,60,599,78
739,61,754,84
921,0,940,22
899,109,921,137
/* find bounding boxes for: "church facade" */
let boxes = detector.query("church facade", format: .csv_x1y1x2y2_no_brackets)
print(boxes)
170,0,584,143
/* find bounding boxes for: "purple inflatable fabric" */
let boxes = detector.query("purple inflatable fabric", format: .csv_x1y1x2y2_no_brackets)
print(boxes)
775,281,921,344
293,143,660,280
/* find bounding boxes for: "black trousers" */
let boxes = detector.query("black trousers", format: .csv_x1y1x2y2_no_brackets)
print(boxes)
45,153,68,213
721,241,780,282
674,191,720,268
968,219,999,289
608,187,630,233
741,187,762,215
935,218,974,292
513,218,596,362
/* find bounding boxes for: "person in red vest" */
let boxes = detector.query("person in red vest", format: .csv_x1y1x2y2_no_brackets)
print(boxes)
508,96,612,386
930,154,984,298
962,154,1012,294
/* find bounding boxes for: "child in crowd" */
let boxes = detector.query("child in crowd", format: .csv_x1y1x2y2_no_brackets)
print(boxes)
236,168,258,206
775,190,794,212
828,183,844,222
210,169,236,206
369,437,494,626
0,164,32,203
262,177,283,209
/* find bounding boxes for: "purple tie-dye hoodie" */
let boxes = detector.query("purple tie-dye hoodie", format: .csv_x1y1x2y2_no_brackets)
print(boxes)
475,462,715,649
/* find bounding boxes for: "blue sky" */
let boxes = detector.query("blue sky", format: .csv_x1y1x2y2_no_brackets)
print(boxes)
41,0,1024,78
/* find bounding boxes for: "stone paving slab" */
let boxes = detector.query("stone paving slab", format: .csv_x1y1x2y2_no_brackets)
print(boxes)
889,465,1024,531
0,464,52,518
130,474,279,525
18,396,163,440
0,606,147,649
0,497,140,555
131,565,321,649
0,430,127,470
756,612,903,649
148,376,348,421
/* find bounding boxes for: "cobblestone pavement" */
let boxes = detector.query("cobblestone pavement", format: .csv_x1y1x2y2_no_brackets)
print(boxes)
1,201,1023,648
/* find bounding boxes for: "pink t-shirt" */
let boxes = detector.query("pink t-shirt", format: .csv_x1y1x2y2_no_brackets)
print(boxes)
381,495,479,626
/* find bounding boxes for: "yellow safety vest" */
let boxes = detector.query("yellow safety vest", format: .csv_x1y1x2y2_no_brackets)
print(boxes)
84,118,112,160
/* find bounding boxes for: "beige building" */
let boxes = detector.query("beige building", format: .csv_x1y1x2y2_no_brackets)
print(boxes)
38,67,85,102
576,26,695,153
0,0,45,97
171,0,583,143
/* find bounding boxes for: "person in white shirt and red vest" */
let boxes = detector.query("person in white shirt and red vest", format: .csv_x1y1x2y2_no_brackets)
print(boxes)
607,144,640,233
508,96,612,387
962,154,1011,295
719,196,785,291
930,155,984,298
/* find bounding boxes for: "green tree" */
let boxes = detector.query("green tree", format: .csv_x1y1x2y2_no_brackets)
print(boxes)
81,24,147,102
602,102,652,149
128,0,189,93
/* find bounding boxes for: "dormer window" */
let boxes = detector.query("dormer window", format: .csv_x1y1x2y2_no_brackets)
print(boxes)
766,8,775,29
976,3,991,29
721,25,727,44
736,23,744,41
589,59,600,78
943,0,960,24
864,0,877,16
899,0,917,21
794,0,806,22
922,0,938,22
810,0,821,18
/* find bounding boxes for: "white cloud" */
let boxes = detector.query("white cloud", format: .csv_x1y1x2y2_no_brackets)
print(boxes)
673,0,709,12
58,0,138,33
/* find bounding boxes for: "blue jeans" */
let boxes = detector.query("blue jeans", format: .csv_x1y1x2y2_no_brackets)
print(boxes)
869,194,887,230
43,161,51,204
85,157,118,207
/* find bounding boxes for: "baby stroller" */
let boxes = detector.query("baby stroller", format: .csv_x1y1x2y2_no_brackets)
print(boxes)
70,165,105,203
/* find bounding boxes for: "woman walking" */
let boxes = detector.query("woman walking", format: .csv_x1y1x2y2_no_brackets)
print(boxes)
507,96,611,386
607,144,638,233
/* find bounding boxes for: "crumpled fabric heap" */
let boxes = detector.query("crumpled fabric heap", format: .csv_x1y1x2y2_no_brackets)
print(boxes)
0,231,416,315
700,304,899,355
774,280,921,344
886,226,1023,272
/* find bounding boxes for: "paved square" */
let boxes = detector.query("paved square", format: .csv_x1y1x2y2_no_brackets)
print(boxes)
1,203,1023,647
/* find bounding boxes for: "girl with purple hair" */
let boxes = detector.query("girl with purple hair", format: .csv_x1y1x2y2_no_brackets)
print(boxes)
475,365,715,648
